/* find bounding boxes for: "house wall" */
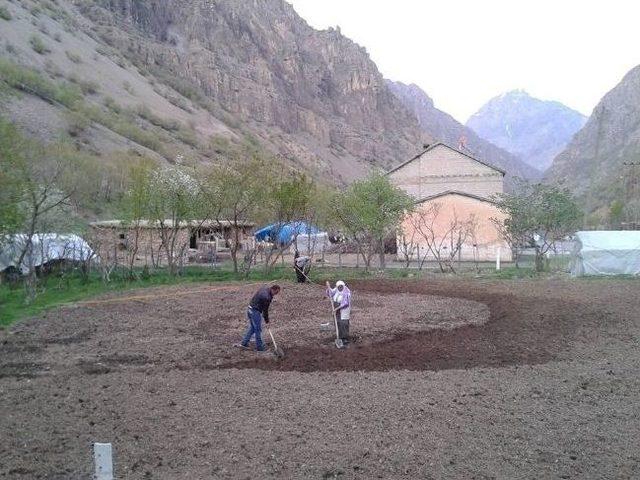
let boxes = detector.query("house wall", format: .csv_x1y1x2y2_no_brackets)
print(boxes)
389,144,504,200
88,226,191,267
88,224,255,267
399,193,512,262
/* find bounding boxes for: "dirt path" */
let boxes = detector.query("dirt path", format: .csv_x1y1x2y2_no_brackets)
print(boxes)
1,278,639,479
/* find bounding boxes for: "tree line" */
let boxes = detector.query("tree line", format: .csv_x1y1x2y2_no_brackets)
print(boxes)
1,116,586,305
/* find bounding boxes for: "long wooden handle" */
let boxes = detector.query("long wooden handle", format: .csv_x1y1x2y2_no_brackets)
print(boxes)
328,296,339,338
268,327,278,351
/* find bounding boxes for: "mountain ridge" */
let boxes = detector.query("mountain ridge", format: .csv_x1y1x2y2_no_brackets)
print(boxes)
545,64,640,220
466,89,587,171
386,80,541,184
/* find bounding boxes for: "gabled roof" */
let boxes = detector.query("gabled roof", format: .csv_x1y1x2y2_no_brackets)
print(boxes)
414,190,498,205
386,142,506,176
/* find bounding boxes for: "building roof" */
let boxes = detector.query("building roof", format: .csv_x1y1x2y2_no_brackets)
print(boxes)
90,219,255,229
414,190,499,205
386,142,506,176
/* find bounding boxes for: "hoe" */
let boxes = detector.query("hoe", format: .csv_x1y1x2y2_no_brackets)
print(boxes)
267,326,285,359
300,269,344,349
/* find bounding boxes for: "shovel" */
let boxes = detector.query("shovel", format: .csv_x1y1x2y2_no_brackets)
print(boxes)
267,326,285,359
329,297,345,349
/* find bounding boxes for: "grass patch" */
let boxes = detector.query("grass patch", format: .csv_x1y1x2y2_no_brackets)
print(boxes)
0,266,296,328
29,35,50,55
136,105,180,131
0,58,82,107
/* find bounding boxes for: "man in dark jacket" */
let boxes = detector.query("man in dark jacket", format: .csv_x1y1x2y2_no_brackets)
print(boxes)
293,250,311,283
235,284,281,351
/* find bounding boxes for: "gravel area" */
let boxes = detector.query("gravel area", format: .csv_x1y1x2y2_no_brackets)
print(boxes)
1,278,639,479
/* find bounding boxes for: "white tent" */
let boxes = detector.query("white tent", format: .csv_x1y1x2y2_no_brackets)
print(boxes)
0,234,95,274
571,231,640,277
293,232,330,256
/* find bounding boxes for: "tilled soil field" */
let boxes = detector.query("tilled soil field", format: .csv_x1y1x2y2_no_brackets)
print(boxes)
1,278,639,479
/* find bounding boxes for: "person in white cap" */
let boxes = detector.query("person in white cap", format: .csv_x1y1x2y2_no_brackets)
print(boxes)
325,280,351,343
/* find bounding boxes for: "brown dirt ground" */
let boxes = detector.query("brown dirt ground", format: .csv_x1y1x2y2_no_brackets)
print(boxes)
1,278,639,479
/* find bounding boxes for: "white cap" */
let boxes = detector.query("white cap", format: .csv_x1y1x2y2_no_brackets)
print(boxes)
336,280,345,287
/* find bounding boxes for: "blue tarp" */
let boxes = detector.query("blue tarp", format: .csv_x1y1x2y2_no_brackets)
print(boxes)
254,222,320,246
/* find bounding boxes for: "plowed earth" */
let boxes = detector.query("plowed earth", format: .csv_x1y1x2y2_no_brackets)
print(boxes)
1,278,639,479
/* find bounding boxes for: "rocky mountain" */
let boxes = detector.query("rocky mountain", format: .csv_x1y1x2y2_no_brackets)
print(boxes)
386,80,541,183
466,90,587,172
546,65,640,218
0,0,432,186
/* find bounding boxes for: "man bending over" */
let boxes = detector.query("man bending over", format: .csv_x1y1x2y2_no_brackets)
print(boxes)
235,284,281,351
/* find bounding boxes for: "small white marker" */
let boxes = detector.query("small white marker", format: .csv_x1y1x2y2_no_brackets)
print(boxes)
93,442,113,480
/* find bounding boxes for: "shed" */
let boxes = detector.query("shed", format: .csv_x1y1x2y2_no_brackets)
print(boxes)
571,231,640,276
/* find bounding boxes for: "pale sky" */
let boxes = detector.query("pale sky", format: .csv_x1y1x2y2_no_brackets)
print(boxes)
288,0,640,123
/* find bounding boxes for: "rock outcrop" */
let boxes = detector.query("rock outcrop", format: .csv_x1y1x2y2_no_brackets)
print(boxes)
546,65,640,216
78,0,430,181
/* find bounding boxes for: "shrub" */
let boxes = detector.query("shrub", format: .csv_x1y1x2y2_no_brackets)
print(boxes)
65,50,82,63
53,33,62,43
0,6,12,20
122,80,134,94
0,58,82,107
103,96,121,113
29,35,49,55
175,127,198,147
79,80,99,95
136,105,180,131
66,111,90,137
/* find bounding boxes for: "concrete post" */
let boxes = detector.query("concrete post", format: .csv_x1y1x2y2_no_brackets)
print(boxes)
496,247,501,271
93,442,113,480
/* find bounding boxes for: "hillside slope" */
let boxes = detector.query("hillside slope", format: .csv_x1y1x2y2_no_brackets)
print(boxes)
545,65,640,217
0,0,433,185
386,80,541,183
467,90,587,172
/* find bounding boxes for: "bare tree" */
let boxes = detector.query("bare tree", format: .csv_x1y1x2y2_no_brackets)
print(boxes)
408,202,477,274
396,226,419,269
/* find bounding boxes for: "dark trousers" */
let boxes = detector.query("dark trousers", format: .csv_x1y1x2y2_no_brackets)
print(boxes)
295,266,306,283
241,308,264,350
333,301,349,340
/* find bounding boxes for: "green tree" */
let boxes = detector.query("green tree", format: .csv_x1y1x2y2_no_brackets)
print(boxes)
198,155,269,274
262,169,315,271
492,180,583,272
0,120,26,242
0,121,79,300
118,158,156,276
332,172,414,270
146,165,200,276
